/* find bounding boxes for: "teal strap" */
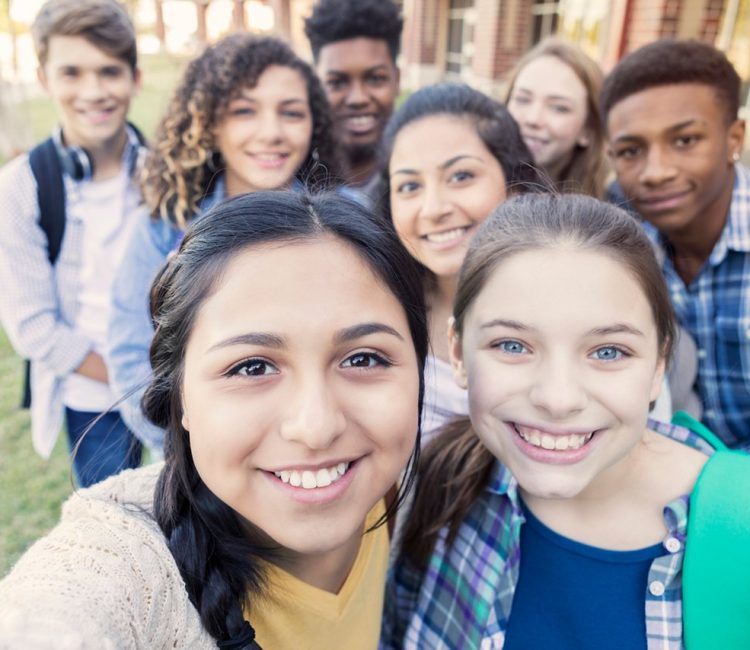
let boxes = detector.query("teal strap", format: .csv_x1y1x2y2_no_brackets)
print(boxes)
671,410,728,451
673,412,750,648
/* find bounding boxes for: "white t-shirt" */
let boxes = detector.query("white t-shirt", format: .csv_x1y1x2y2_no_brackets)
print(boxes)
62,171,139,412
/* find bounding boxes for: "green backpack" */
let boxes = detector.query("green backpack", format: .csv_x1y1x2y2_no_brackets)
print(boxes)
675,411,750,649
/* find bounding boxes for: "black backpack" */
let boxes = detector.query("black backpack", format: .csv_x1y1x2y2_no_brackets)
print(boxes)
19,125,145,408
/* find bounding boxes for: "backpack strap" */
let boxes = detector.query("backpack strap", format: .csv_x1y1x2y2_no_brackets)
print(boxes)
21,138,67,408
674,411,750,648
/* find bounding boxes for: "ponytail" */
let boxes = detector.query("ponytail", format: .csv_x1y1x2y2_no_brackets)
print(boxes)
399,417,495,567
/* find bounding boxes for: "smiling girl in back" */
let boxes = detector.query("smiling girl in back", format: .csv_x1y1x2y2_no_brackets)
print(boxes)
381,83,539,441
383,194,718,649
0,191,426,649
505,38,608,197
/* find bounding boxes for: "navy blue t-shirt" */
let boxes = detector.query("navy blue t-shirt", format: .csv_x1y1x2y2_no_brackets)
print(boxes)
504,501,665,650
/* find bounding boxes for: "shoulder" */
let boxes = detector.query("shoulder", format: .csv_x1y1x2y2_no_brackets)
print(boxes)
0,463,210,648
0,153,38,215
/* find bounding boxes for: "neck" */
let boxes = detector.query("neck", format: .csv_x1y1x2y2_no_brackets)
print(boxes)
427,275,457,361
271,528,362,594
347,156,377,187
64,126,129,181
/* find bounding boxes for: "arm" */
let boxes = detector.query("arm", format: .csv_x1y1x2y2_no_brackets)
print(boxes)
106,214,177,450
0,156,93,376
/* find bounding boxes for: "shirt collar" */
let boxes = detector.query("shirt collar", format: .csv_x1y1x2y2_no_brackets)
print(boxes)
709,163,750,265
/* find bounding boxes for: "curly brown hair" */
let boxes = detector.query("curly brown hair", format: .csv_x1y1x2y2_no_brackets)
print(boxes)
142,34,342,227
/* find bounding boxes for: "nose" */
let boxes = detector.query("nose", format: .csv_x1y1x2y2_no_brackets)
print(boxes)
257,109,284,144
528,354,588,420
639,145,678,187
279,373,346,450
345,79,369,108
80,72,107,101
419,183,451,223
517,99,543,128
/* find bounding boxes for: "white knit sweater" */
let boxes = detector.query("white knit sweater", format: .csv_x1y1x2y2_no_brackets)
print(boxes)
0,463,215,649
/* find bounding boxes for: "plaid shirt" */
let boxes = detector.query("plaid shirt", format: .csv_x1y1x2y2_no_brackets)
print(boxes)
381,420,714,650
641,164,750,449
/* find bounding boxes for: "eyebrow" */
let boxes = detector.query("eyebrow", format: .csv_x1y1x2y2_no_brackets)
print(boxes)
333,322,404,344
207,322,403,353
514,88,574,103
613,118,701,143
480,319,645,338
208,332,286,353
391,154,484,178
326,64,391,77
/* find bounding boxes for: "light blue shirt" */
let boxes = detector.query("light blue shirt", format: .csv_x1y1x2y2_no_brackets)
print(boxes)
106,177,226,449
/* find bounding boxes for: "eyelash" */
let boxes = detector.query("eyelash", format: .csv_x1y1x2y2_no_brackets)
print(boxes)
224,351,393,378
493,339,529,355
590,345,631,362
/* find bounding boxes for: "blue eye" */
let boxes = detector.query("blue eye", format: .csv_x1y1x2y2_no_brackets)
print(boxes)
496,340,528,354
592,346,625,362
341,352,392,369
396,181,420,194
227,359,278,377
449,170,474,183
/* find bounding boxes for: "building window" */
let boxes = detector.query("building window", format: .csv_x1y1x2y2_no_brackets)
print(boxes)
531,0,560,44
446,0,476,75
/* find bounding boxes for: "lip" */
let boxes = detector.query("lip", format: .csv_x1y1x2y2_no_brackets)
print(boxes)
635,188,692,214
263,458,359,505
508,421,600,465
76,106,117,124
521,134,548,153
419,225,474,251
248,152,290,170
342,113,378,135
264,457,357,473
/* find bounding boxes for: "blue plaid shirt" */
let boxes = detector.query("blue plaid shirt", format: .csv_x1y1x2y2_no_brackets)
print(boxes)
641,164,750,449
381,420,714,650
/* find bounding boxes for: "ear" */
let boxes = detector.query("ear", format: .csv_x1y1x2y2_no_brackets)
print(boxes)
37,66,49,93
728,118,745,164
132,67,143,96
649,355,667,404
181,401,190,432
577,128,591,148
394,65,401,94
448,317,468,389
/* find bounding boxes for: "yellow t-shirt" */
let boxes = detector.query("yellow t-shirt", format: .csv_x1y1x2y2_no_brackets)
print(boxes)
246,499,389,649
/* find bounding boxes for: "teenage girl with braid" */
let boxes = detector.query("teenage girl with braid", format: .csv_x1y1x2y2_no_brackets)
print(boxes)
107,33,343,451
0,191,427,649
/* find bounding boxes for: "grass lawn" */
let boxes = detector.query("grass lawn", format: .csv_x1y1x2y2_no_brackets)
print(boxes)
0,53,186,576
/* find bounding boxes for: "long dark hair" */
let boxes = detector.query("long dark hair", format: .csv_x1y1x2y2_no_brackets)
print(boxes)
144,191,427,645
400,193,675,567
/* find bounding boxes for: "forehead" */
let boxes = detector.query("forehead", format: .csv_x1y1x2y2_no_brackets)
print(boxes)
467,248,655,334
235,65,308,101
44,34,129,69
606,83,726,139
189,236,406,344
514,55,587,101
317,37,394,74
391,115,490,167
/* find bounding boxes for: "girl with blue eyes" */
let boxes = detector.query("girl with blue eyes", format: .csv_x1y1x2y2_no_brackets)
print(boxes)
1,191,427,648
382,193,716,649
107,34,342,448
381,83,540,442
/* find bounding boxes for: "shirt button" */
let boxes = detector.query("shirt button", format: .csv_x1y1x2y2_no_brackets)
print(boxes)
649,580,666,597
664,537,681,553
697,348,706,359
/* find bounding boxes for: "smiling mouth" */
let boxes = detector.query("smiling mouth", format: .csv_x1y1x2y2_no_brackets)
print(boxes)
422,226,472,245
273,461,350,489
344,114,377,134
249,152,289,168
512,423,596,451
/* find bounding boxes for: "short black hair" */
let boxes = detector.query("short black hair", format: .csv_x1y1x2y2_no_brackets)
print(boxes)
601,39,741,126
304,0,403,62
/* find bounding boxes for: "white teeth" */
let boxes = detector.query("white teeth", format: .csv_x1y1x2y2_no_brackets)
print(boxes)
515,424,595,451
348,115,374,126
274,462,350,489
425,227,467,244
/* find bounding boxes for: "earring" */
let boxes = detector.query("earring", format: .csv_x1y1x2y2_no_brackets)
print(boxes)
206,151,223,172
311,147,320,163
732,152,741,163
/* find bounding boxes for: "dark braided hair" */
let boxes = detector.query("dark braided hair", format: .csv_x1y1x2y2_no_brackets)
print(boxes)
304,0,403,62
144,190,427,646
142,34,343,228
